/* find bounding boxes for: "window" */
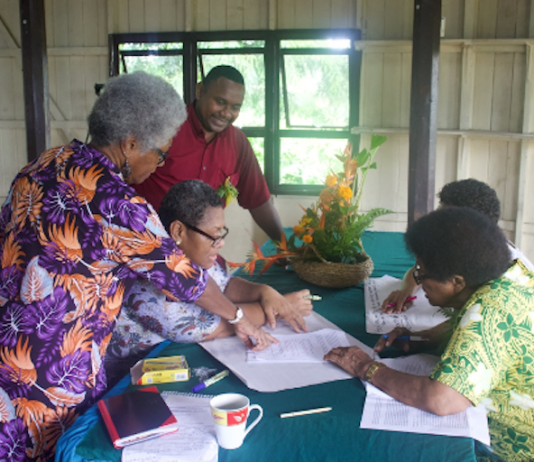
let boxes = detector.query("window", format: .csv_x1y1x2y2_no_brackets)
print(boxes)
109,30,361,195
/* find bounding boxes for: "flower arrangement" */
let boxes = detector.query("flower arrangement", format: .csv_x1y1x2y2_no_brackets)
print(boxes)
233,134,392,280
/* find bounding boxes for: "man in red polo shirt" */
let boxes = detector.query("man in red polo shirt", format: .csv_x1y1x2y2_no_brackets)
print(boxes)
134,65,284,242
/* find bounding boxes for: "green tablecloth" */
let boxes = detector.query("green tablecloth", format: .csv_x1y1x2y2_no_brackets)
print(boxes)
64,231,477,462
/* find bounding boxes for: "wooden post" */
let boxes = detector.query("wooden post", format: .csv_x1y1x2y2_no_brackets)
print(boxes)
408,0,441,224
20,0,50,161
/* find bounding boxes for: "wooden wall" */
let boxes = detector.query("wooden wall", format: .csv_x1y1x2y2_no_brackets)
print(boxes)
0,0,533,263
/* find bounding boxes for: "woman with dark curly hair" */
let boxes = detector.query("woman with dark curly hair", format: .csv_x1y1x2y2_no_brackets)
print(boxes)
325,207,534,461
382,179,533,314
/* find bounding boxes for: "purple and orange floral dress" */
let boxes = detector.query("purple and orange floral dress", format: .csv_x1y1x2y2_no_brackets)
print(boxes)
0,140,208,461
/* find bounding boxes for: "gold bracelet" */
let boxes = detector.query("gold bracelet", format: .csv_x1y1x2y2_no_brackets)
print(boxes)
364,362,386,383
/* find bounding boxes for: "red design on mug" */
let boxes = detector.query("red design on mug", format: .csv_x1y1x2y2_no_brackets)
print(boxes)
227,408,249,426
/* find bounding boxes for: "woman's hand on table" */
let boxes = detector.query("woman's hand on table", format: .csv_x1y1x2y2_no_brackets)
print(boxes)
324,346,374,378
234,316,279,351
259,286,309,333
283,289,313,318
373,327,412,353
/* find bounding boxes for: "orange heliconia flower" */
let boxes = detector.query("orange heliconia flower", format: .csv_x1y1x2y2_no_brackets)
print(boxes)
303,235,313,244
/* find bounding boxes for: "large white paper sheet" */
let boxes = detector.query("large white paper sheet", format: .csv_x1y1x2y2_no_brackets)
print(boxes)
201,311,379,392
365,275,448,334
247,329,351,363
360,354,490,445
122,392,218,462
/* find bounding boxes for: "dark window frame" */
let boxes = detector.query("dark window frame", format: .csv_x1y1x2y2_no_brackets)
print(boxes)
108,29,361,196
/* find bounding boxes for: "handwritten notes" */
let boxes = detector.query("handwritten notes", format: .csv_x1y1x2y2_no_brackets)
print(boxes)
364,276,448,334
247,329,351,363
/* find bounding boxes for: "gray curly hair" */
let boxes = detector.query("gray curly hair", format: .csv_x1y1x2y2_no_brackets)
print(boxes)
88,71,186,154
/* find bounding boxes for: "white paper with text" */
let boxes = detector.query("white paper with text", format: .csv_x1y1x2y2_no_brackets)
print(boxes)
122,392,218,462
360,354,490,444
365,275,448,334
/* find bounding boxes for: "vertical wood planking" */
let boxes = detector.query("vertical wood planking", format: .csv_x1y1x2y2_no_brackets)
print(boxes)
491,53,514,131
84,56,102,119
477,0,498,38
441,0,463,39
209,0,227,30
243,0,264,30
435,136,458,198
45,0,54,46
401,0,413,39
510,51,526,132
82,0,98,46
294,0,312,29
399,52,412,127
144,0,161,31
53,0,69,46
312,0,331,28
381,52,402,127
472,52,495,130
438,51,461,129
193,0,210,30
68,0,84,46
463,0,479,39
160,0,178,32
383,0,406,40
360,52,384,127
496,0,518,38
502,141,521,221
70,56,86,121
277,0,295,29
0,58,15,119
129,0,145,32
363,0,385,40
515,0,529,38
331,0,352,29
52,57,72,120
227,0,244,30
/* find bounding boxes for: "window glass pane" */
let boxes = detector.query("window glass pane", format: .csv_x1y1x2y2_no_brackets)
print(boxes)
122,55,184,96
281,39,350,49
120,42,183,51
280,54,349,129
248,137,264,172
279,138,347,185
200,54,265,127
198,40,265,49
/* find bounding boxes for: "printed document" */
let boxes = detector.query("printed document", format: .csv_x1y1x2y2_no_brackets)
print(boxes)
365,275,448,334
360,354,490,444
201,311,379,392
247,329,351,363
122,392,218,462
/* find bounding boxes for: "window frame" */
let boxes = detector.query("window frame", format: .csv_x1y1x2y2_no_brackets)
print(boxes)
108,29,361,195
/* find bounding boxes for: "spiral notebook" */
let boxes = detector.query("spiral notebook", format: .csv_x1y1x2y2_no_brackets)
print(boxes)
97,386,179,448
122,391,219,462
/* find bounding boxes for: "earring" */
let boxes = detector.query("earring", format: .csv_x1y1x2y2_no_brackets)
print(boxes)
175,239,181,246
121,156,131,180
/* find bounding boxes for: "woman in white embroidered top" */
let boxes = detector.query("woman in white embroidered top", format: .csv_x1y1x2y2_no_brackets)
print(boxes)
105,180,312,383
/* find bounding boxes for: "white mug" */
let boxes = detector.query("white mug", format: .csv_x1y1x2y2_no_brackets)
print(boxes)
210,393,263,449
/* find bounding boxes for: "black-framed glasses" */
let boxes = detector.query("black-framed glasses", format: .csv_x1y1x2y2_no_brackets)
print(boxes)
154,147,170,166
413,264,431,285
183,222,229,247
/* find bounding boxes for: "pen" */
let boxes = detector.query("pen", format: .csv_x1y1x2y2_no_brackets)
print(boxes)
191,370,229,393
386,295,417,308
304,295,322,301
280,407,332,418
382,335,428,341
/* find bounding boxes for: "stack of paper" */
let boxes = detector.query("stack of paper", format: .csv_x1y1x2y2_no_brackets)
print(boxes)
360,354,490,444
364,275,449,334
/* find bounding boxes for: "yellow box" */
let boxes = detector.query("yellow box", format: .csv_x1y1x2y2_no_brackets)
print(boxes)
131,355,190,385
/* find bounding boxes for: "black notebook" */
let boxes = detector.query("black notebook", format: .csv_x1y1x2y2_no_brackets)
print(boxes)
97,386,179,448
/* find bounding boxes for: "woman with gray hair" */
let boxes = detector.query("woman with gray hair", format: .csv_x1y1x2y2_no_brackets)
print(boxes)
0,71,275,462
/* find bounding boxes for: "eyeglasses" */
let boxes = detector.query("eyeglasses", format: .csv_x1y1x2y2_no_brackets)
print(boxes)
183,222,229,247
154,147,170,166
412,264,432,285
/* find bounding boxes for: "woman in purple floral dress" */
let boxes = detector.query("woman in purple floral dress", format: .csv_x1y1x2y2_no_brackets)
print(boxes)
0,71,275,461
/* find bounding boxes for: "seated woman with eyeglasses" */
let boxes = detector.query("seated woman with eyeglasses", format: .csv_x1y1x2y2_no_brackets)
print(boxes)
325,207,534,462
105,180,313,383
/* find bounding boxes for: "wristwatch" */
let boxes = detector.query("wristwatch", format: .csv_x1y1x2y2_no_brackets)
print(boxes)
364,362,386,383
228,307,244,324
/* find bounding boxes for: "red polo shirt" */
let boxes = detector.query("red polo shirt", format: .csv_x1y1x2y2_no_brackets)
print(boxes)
134,103,270,211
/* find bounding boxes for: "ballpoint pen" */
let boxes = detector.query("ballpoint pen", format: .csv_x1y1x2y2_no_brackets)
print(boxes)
382,334,428,341
386,295,417,308
191,370,229,393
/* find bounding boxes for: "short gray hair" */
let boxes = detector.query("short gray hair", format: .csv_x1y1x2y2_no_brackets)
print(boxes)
88,71,186,153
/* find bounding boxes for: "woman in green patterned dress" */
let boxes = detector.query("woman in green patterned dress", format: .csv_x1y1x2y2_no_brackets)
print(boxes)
325,206,534,461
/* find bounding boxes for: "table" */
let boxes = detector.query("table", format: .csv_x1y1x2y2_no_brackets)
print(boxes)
55,231,477,462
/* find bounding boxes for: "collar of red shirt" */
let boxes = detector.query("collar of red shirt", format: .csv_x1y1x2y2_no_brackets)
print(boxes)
188,102,229,141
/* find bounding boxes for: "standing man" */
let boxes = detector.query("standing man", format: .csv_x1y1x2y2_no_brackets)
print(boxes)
134,65,284,242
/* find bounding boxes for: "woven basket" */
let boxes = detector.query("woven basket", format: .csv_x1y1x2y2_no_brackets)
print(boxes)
291,254,374,289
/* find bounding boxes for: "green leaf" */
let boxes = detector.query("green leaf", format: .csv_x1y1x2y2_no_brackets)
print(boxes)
369,162,377,169
504,331,511,342
508,428,517,440
497,322,508,330
370,134,387,151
